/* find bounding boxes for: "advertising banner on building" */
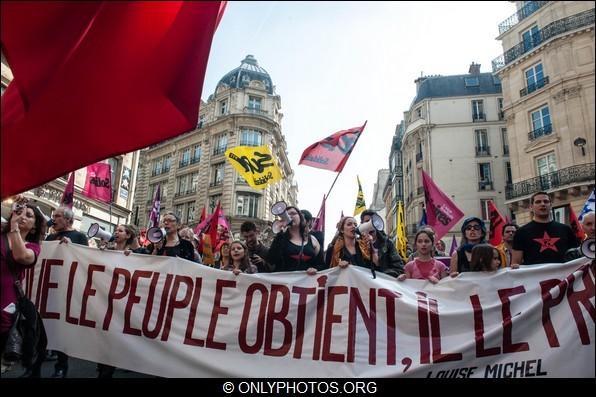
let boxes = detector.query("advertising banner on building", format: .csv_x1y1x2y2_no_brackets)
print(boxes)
24,242,594,378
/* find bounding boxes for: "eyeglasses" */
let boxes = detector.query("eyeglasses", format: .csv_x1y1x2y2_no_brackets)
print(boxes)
465,225,481,231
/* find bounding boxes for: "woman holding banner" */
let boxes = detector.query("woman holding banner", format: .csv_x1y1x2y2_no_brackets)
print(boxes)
1,197,46,377
450,216,487,274
268,206,324,274
325,216,379,275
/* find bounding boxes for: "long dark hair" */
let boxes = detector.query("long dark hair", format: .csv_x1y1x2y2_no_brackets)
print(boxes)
230,240,250,271
470,244,497,272
2,204,46,244
284,206,307,240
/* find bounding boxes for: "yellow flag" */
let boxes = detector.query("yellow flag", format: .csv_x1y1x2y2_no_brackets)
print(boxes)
353,175,367,216
225,145,283,190
396,201,408,260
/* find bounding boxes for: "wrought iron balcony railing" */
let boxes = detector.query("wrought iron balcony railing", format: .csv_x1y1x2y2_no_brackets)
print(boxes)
505,163,595,200
498,1,550,35
528,124,552,141
190,156,201,165
478,181,494,191
475,146,491,157
493,9,595,72
472,113,486,122
520,76,550,97
174,189,197,198
213,147,227,156
179,159,190,168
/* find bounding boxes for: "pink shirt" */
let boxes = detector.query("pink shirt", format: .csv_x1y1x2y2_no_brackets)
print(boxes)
404,258,448,280
1,235,41,332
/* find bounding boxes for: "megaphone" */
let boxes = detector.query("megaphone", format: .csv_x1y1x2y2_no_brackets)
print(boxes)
271,201,292,226
36,206,54,228
272,220,287,234
87,223,115,242
356,214,385,236
147,226,167,243
580,238,595,259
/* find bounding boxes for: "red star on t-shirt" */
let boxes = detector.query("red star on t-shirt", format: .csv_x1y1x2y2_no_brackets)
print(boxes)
533,231,560,253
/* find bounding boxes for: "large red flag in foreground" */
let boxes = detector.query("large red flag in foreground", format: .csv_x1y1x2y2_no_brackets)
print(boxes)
487,200,506,246
299,122,367,173
421,170,465,241
1,1,226,199
568,204,586,242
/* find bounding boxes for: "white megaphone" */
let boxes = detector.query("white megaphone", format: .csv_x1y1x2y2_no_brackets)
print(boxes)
146,226,167,243
36,206,54,228
271,220,287,234
87,223,115,242
271,201,292,226
580,238,595,259
356,214,385,236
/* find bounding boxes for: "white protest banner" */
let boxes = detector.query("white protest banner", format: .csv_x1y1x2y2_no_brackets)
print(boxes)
23,242,594,378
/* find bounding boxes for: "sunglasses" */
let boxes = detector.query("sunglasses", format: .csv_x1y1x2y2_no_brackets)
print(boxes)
465,225,481,231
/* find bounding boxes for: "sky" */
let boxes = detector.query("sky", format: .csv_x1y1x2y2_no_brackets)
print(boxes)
201,1,517,244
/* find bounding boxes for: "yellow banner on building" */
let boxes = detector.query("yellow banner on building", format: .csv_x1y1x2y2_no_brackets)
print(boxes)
225,145,283,189
396,201,408,260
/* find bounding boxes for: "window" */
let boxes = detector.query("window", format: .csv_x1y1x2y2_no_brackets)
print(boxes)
189,172,198,193
180,148,191,167
175,204,184,222
529,106,552,140
415,142,423,163
192,145,201,163
536,152,557,182
552,205,567,224
176,175,188,195
209,195,222,212
212,163,225,186
186,202,196,223
522,25,541,52
464,77,479,87
415,107,422,118
163,156,171,173
505,161,512,185
219,100,228,115
524,63,544,95
475,129,490,156
240,129,263,146
472,100,485,121
237,193,260,218
480,199,492,221
501,128,509,156
248,96,262,110
198,114,206,128
153,158,163,176
497,98,504,120
213,134,228,155
478,163,493,190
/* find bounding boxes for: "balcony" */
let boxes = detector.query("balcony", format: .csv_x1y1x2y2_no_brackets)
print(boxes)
179,159,190,169
213,147,227,156
498,1,550,35
478,180,494,191
505,163,595,200
472,113,486,122
209,180,223,187
493,9,595,72
174,189,197,198
475,146,491,157
528,124,552,141
190,156,201,165
415,152,423,163
520,76,550,97
151,167,170,177
243,107,268,116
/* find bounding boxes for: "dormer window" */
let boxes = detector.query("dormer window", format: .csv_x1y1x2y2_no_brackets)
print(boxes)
465,77,479,87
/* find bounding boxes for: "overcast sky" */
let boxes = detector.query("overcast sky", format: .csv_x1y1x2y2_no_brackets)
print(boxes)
201,1,516,243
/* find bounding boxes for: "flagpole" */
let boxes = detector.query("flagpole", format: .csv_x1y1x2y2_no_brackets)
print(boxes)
323,120,367,201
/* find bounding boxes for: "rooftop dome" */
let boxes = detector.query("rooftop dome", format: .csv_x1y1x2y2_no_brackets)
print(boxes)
216,55,273,94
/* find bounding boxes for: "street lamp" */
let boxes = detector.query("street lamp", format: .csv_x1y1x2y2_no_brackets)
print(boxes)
574,137,587,156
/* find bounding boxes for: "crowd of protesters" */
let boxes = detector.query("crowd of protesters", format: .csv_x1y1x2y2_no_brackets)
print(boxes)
0,190,593,378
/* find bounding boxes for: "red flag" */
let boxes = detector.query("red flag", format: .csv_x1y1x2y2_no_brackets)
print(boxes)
82,163,112,203
421,170,465,241
194,206,207,234
569,205,586,241
299,122,367,173
199,206,207,223
312,196,326,232
60,172,75,209
487,200,506,246
1,1,226,199
209,201,222,249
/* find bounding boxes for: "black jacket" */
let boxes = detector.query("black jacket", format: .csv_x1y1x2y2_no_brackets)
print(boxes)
373,231,404,277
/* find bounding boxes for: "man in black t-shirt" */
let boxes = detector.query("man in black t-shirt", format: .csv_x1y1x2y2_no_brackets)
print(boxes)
43,206,89,378
511,192,579,267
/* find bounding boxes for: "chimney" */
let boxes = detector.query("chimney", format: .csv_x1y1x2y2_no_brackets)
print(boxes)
468,62,481,75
